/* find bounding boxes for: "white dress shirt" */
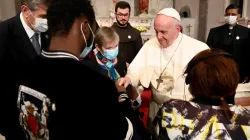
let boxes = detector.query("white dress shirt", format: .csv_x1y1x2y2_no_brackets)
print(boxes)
20,12,41,47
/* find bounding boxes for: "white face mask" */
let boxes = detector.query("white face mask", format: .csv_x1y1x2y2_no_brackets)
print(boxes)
80,23,95,58
28,11,48,33
224,16,237,25
247,25,250,28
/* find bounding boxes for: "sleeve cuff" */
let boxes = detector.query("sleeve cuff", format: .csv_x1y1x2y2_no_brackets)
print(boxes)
119,93,128,99
131,94,142,109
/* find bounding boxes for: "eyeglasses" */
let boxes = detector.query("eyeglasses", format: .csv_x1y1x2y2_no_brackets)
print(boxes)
116,13,129,18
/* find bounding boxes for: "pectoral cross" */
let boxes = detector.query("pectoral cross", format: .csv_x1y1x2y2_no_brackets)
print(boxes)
156,76,163,89
186,24,192,36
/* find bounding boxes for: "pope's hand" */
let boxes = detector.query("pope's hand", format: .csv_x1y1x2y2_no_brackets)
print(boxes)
116,76,131,88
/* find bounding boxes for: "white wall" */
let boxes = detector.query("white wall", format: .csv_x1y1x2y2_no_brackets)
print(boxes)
247,1,250,21
175,0,200,39
0,0,16,21
93,0,135,18
206,0,225,40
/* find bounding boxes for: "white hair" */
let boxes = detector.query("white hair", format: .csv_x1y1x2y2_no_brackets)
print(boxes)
172,18,181,27
21,0,48,11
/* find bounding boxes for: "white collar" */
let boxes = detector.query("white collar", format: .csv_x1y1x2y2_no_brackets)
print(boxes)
20,12,36,39
41,50,79,61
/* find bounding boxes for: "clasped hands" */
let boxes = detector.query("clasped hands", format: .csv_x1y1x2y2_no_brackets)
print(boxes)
115,76,138,102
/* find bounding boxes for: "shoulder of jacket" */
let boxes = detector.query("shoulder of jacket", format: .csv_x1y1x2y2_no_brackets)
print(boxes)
0,15,18,35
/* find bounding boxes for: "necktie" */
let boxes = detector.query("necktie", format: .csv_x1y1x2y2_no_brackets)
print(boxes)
32,33,41,54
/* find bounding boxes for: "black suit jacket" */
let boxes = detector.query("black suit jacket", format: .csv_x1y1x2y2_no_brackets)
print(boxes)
0,14,50,65
0,54,130,140
206,24,250,81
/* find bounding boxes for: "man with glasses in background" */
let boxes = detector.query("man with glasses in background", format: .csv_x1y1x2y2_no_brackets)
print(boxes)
112,1,143,67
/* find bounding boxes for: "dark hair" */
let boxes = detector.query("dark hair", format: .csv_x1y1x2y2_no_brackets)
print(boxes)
115,1,131,13
21,0,51,11
47,0,95,37
248,20,250,23
225,4,241,14
184,48,239,119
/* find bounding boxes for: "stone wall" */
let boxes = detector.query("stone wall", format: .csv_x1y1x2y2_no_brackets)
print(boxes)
0,0,16,21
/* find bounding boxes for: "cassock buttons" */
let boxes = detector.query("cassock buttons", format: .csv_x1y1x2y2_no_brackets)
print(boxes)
52,103,56,111
236,36,240,40
128,35,131,39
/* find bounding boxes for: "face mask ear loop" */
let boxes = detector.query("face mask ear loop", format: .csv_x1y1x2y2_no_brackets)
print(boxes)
81,23,87,47
87,23,95,38
27,10,36,29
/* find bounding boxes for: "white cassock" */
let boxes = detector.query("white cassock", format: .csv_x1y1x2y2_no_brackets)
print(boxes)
126,32,209,126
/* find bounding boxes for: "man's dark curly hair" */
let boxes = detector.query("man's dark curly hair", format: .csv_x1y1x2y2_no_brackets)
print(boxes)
47,0,95,37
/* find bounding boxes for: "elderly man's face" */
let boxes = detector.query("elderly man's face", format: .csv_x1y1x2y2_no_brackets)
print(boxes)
154,15,180,48
21,4,47,31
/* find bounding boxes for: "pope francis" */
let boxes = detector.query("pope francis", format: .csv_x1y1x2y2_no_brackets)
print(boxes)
117,8,209,127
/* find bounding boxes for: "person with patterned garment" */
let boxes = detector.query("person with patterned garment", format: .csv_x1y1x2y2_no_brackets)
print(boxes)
82,26,151,140
111,1,143,65
154,49,250,140
0,0,134,140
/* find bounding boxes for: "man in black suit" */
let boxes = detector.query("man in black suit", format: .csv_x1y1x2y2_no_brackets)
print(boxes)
206,4,250,83
0,0,50,65
0,0,133,139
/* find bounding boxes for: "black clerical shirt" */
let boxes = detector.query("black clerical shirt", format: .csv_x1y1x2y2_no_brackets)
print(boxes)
225,27,236,54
